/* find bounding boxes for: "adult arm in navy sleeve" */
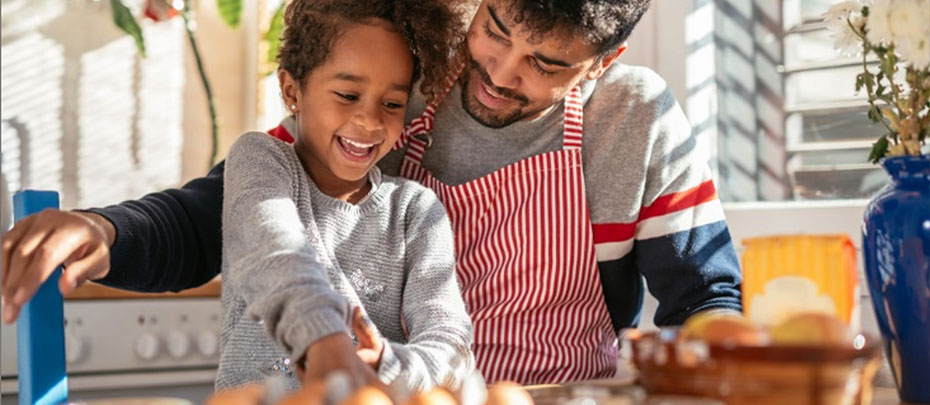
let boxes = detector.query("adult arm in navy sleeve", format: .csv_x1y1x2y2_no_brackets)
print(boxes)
87,161,225,292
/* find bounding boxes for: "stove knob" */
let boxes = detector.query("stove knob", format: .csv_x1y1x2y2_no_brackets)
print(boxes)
167,330,191,359
197,330,219,357
134,332,161,361
64,332,86,364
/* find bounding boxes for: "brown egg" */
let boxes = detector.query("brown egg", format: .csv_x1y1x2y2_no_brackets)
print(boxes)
205,383,265,405
278,381,326,405
680,313,768,346
340,386,394,405
770,312,853,347
485,382,533,405
404,388,457,405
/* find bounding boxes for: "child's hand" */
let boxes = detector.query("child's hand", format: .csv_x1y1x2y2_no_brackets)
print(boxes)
300,332,383,390
352,307,384,369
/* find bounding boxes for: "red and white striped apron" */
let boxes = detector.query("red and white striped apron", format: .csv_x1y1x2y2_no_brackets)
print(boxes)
396,75,617,384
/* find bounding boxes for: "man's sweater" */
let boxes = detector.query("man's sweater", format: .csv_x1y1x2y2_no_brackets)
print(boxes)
217,132,473,391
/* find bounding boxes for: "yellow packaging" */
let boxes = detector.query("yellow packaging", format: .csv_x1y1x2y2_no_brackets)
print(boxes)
741,235,859,329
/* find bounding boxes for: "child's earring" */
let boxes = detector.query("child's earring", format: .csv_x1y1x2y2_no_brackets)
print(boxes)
289,104,297,112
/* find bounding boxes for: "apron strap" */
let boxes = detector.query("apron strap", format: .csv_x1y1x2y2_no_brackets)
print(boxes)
562,86,584,151
394,63,465,151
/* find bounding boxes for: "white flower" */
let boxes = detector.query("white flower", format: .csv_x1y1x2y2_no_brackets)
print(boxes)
888,0,929,46
897,35,930,69
822,1,867,56
866,0,894,45
822,0,864,22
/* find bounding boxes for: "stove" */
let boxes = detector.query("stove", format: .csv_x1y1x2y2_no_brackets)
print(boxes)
1,296,222,403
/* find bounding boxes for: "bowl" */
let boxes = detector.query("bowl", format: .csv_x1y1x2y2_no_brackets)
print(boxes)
622,328,882,405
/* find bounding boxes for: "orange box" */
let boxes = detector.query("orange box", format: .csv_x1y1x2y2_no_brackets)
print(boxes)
741,235,859,329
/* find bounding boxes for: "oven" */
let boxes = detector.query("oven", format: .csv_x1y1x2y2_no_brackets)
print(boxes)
0,280,222,404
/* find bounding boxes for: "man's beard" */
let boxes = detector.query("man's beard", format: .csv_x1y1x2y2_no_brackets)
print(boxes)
460,59,545,129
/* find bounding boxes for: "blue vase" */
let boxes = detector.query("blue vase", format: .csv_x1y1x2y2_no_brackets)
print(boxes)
862,155,930,403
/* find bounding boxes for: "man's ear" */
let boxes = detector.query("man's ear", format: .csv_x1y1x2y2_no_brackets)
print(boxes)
278,69,301,113
586,42,627,80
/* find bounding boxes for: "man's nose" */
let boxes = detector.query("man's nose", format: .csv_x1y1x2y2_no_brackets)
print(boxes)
485,52,521,90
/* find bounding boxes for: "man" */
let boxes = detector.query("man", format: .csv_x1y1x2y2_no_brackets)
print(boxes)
2,0,741,385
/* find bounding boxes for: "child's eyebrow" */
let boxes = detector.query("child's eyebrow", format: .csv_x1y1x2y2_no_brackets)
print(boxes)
332,72,410,93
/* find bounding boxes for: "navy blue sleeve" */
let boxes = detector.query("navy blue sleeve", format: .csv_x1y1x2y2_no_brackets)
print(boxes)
635,220,743,326
84,161,225,292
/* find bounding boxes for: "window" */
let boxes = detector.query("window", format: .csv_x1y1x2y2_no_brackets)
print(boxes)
683,0,887,202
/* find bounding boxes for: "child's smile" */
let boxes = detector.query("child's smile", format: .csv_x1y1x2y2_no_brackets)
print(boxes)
335,134,382,163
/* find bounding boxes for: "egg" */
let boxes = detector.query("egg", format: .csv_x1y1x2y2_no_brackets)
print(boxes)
404,388,457,405
205,383,264,405
340,386,394,405
485,382,533,405
278,381,326,405
770,312,853,347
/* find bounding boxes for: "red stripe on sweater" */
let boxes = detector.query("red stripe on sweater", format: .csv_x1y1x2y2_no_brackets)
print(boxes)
639,180,717,221
592,222,636,244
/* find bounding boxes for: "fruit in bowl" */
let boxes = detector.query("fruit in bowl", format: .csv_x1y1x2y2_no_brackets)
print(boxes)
770,312,855,347
679,311,769,346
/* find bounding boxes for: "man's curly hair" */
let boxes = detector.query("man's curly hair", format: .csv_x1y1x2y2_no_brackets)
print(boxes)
503,0,651,56
277,0,468,101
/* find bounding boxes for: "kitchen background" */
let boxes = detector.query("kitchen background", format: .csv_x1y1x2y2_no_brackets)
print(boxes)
0,0,888,403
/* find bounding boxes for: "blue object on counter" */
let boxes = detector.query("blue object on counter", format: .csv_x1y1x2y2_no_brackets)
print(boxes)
12,190,68,405
862,155,930,404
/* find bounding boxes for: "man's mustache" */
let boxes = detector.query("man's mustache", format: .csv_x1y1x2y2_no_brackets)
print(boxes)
469,59,530,106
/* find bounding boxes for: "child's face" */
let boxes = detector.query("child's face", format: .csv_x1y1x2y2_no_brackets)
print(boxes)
285,23,413,188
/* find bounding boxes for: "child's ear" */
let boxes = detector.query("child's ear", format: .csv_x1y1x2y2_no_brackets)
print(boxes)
278,70,301,113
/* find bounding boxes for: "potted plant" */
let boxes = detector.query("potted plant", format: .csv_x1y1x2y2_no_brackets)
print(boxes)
823,0,929,402
109,0,242,168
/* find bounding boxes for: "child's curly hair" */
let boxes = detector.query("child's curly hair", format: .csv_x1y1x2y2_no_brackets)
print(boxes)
277,0,468,102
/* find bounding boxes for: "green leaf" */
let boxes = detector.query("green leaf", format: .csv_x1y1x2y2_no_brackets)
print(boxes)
110,0,146,57
217,0,242,28
263,2,286,74
861,6,869,17
868,136,889,164
856,74,864,92
876,84,885,97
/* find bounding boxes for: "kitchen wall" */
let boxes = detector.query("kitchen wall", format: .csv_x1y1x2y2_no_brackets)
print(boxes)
0,0,250,210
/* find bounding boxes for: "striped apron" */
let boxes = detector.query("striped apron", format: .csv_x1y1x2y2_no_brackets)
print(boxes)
395,75,617,384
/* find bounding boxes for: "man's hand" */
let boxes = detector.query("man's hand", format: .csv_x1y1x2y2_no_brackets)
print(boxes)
300,332,384,390
1,210,115,323
352,307,384,369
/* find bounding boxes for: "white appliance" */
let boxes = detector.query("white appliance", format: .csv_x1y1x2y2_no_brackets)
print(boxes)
0,298,222,403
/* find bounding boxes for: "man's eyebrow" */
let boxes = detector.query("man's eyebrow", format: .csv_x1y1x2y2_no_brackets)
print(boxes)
487,5,511,37
533,52,572,68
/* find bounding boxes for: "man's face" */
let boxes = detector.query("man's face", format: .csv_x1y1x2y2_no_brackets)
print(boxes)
461,0,605,128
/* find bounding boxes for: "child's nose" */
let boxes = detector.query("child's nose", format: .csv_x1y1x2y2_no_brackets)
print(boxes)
353,104,385,134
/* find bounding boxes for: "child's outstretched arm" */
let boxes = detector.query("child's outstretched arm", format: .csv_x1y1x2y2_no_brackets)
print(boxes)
222,132,379,388
376,189,475,390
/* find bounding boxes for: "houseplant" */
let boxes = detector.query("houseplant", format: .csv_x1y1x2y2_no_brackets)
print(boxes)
109,0,242,168
823,0,929,402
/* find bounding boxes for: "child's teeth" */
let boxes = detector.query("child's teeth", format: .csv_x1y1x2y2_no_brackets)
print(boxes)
343,137,375,148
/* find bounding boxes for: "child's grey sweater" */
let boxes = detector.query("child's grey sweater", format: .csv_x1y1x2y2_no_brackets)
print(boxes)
217,132,474,391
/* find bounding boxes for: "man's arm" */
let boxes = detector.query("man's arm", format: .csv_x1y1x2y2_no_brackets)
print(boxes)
87,161,225,292
634,92,742,326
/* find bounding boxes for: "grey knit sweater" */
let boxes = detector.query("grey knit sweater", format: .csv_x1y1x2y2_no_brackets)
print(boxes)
217,131,474,391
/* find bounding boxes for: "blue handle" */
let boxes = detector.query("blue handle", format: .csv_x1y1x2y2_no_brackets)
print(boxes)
12,190,68,405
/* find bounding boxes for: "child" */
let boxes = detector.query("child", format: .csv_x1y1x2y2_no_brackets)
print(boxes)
218,0,473,392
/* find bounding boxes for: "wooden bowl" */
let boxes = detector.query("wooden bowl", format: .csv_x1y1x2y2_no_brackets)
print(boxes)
623,328,882,405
